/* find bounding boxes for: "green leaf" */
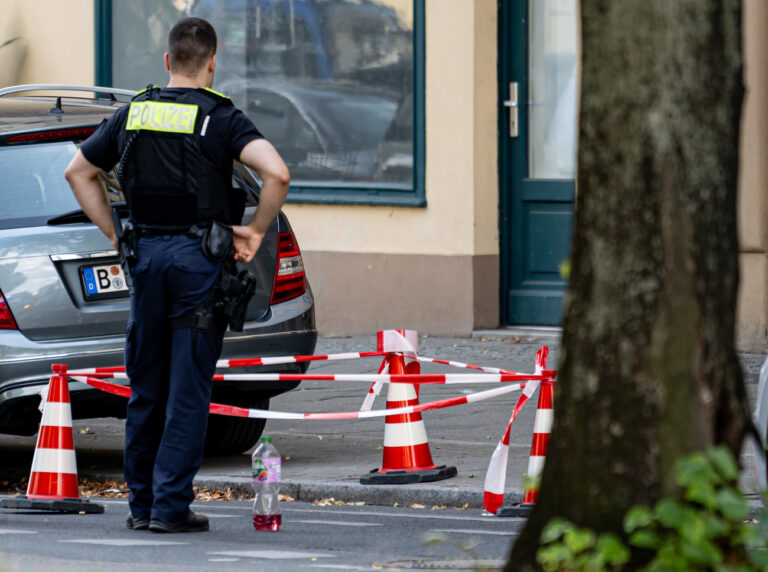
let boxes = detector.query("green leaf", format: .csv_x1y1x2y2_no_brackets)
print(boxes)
652,543,691,571
624,505,654,532
676,452,719,487
595,533,630,566
747,546,768,568
680,538,722,566
629,529,661,550
707,446,740,482
540,518,575,544
536,543,571,572
655,498,687,528
715,487,748,521
563,527,596,554
701,513,728,539
734,523,759,546
685,480,717,510
679,510,707,544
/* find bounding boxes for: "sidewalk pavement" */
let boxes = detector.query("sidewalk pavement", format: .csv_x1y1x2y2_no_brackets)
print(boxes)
2,329,764,512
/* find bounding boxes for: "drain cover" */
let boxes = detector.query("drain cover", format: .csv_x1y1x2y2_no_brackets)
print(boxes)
382,559,505,570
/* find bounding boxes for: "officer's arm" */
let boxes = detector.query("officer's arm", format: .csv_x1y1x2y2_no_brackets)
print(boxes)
64,150,118,249
232,138,290,263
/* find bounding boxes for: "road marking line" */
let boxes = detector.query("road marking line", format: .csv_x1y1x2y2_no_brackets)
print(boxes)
209,558,240,562
432,528,519,536
282,507,521,523
0,529,38,535
291,519,381,527
60,539,188,546
309,565,372,570
208,550,335,560
199,513,241,518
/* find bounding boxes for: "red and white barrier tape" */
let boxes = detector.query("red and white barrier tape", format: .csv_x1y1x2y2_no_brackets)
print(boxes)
483,346,550,514
69,337,555,512
67,351,390,375
413,356,517,375
360,358,389,412
67,370,550,385
70,375,526,420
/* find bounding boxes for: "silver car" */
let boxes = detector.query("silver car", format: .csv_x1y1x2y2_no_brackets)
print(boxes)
0,85,317,454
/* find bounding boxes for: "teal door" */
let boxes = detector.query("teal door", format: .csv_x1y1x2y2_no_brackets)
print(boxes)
500,0,578,325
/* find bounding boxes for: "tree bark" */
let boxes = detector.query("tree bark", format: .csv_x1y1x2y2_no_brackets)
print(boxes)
507,1,750,569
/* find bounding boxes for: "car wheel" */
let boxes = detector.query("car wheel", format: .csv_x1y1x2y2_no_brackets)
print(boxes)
204,398,269,456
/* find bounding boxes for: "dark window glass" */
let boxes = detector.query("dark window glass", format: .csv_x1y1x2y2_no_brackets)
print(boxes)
111,0,416,192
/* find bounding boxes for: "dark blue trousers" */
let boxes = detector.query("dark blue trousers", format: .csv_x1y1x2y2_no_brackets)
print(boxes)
124,235,223,522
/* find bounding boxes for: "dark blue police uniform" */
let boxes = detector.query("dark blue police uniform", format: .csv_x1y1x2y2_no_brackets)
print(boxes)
81,86,262,523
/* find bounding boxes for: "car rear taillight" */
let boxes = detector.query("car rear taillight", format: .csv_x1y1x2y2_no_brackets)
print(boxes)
0,290,18,330
5,127,97,144
270,232,306,305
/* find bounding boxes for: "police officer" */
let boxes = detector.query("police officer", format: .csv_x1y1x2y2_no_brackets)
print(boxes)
64,17,290,533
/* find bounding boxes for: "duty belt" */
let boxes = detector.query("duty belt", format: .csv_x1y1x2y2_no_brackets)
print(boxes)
134,224,208,238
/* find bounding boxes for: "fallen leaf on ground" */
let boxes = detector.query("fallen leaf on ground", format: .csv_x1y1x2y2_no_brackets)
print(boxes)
410,503,426,509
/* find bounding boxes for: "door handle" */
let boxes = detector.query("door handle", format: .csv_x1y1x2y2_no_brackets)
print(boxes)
503,82,519,138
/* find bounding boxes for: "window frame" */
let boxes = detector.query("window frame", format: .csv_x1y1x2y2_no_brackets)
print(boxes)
94,0,426,207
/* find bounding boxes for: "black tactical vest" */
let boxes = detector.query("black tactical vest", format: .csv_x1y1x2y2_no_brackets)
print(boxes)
118,86,242,227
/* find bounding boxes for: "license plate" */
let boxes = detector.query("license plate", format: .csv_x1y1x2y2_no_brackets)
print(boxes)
80,262,129,301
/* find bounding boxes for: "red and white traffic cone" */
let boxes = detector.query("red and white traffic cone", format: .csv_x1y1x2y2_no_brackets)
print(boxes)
497,377,555,517
360,330,457,484
0,365,104,513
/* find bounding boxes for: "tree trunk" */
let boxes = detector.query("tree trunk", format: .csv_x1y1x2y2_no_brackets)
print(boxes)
507,1,750,569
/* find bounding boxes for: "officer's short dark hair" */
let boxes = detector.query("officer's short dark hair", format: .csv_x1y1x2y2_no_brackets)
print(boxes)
168,17,217,76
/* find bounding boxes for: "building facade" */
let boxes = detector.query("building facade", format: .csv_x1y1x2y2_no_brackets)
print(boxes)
2,0,766,352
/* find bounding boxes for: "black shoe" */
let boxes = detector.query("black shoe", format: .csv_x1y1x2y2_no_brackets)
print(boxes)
149,511,209,533
126,513,150,530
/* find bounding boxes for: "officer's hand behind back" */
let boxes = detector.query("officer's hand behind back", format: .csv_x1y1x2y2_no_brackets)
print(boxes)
232,225,263,263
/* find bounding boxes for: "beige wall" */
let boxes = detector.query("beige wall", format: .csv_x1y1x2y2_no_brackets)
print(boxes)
2,0,94,87
736,0,768,352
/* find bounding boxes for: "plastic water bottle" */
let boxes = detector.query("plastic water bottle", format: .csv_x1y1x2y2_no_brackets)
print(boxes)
252,435,282,531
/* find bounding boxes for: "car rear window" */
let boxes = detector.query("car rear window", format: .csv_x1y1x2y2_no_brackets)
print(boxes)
0,139,260,230
0,141,82,229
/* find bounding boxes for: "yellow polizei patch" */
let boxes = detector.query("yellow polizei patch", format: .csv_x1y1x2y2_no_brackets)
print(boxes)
125,101,199,133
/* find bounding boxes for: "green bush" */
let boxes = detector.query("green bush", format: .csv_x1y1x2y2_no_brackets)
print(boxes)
536,446,768,571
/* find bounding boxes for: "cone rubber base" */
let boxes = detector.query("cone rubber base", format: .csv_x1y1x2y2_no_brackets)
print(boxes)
0,496,104,514
496,503,533,517
360,465,457,485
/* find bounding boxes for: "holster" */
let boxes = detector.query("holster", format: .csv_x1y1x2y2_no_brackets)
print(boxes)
200,221,233,262
170,258,257,334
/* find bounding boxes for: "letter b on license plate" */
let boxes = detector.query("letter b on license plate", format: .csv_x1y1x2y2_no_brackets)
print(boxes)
80,263,129,301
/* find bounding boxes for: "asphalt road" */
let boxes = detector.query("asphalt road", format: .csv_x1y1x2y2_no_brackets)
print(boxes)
0,497,523,571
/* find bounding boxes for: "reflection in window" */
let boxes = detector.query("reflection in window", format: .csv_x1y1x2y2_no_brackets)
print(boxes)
112,0,415,187
528,0,578,180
